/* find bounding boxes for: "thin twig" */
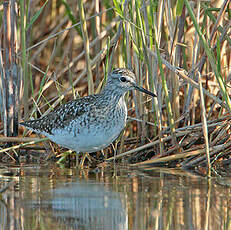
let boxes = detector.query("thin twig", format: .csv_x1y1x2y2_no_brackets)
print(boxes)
198,71,211,175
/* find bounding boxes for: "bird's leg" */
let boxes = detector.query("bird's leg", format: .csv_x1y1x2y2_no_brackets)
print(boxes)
76,152,79,167
111,143,118,178
79,153,92,168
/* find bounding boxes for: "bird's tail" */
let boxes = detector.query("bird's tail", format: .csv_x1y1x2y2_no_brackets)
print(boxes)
20,120,42,133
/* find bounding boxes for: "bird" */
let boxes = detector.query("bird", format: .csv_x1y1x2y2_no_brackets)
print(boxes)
20,68,156,160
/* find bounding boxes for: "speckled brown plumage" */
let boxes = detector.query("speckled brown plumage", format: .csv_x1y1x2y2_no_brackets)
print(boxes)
20,68,156,153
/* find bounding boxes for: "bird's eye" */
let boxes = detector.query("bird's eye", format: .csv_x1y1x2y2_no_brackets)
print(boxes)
120,77,126,82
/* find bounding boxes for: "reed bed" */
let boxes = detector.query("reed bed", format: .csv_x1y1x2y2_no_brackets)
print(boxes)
0,0,230,173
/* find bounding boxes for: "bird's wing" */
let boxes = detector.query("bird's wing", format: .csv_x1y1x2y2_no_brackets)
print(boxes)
20,95,98,134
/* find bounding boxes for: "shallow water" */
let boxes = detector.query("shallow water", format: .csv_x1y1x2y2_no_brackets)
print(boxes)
0,164,231,230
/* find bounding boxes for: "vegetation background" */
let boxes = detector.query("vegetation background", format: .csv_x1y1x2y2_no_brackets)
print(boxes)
0,0,230,171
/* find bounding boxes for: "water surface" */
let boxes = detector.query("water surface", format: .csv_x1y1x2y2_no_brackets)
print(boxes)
0,164,231,230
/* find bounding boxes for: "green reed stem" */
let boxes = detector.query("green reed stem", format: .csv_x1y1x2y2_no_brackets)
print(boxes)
19,0,28,116
78,0,94,95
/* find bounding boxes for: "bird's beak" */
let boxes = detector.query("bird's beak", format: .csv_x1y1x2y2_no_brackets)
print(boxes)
134,85,157,97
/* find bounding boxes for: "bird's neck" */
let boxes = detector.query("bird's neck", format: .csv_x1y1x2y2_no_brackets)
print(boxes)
100,87,126,104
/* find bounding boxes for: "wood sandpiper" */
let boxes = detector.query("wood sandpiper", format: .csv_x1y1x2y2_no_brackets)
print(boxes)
20,68,156,159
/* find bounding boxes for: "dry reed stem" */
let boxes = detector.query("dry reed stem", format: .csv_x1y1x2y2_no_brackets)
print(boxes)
209,0,230,46
0,137,40,142
25,19,118,109
132,148,206,166
0,137,48,154
198,71,211,174
132,140,231,167
147,52,229,110
210,122,230,146
25,7,115,53
24,28,120,119
106,131,188,161
107,113,231,165
31,17,69,62
182,141,231,168
0,180,17,194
